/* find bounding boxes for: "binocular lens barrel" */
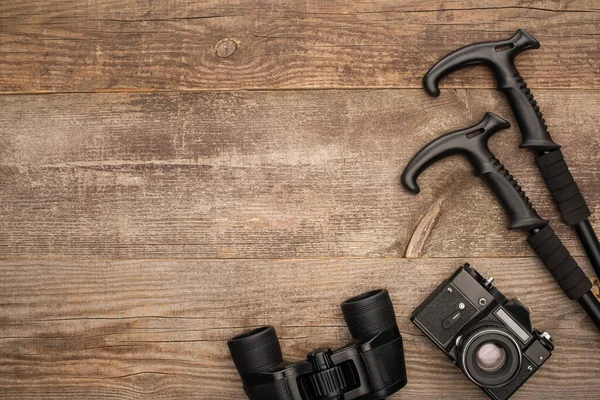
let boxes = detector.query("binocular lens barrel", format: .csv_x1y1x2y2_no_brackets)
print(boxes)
341,289,397,339
227,326,283,375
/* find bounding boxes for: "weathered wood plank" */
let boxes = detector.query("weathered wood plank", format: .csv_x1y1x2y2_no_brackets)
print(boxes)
2,89,599,259
0,258,598,399
1,0,599,92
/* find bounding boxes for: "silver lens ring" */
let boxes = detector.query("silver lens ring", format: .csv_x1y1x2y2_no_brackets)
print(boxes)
460,328,522,388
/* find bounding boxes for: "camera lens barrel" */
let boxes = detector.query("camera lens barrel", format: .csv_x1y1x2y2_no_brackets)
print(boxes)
227,326,283,375
460,328,521,388
341,289,397,339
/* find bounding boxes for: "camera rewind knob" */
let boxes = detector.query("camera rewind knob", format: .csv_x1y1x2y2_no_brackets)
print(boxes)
540,331,552,342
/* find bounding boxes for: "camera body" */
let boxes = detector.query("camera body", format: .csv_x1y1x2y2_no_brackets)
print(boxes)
228,289,407,400
411,264,553,400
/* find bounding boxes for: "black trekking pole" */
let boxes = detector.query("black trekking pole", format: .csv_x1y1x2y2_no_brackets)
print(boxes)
402,113,600,331
423,29,600,281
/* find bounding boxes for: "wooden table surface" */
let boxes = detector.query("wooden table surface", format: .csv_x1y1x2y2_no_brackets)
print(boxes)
1,1,599,399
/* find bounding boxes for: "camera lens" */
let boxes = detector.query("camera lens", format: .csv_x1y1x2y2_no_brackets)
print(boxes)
476,342,507,372
227,326,283,375
341,289,397,339
460,328,521,388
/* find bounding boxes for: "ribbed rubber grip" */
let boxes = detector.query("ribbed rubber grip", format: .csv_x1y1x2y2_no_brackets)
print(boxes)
536,150,590,225
501,72,559,150
528,225,591,300
513,73,550,139
484,156,547,230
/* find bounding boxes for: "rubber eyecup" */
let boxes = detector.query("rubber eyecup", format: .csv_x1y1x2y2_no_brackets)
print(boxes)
341,289,397,339
228,326,283,375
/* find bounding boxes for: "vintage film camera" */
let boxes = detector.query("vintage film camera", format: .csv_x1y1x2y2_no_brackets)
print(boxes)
411,264,553,400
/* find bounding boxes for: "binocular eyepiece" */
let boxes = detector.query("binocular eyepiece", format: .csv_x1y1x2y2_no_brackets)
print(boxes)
341,289,398,339
228,290,407,400
228,326,284,375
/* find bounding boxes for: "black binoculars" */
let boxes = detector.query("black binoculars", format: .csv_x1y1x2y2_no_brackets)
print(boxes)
228,289,407,400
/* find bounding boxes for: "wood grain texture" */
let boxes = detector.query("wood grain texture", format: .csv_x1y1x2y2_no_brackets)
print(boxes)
2,1,600,398
1,0,599,92
2,89,599,259
0,258,599,399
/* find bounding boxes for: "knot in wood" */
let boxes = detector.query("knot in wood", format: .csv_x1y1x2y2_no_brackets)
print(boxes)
216,39,237,58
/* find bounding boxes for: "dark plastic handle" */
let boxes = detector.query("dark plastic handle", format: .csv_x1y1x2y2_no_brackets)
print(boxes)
401,113,508,193
528,225,592,300
499,72,559,150
481,157,547,230
536,149,591,225
424,29,559,151
401,113,547,230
